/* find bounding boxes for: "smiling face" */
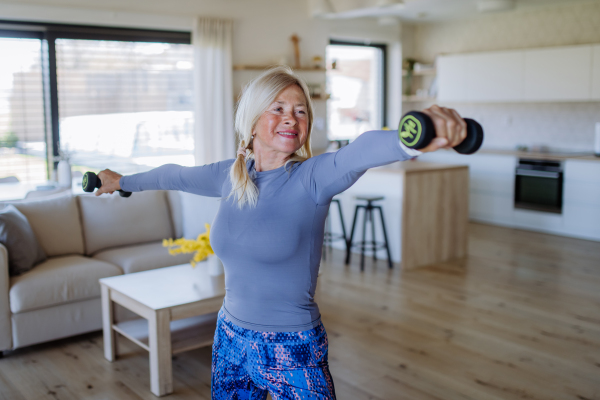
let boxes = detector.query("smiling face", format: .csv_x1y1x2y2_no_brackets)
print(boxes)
252,84,309,160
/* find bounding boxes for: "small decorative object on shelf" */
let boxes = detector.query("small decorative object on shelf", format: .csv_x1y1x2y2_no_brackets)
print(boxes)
312,55,323,69
307,83,323,98
402,58,417,96
290,34,301,69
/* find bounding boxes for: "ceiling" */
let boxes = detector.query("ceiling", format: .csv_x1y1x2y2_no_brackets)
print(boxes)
319,0,597,21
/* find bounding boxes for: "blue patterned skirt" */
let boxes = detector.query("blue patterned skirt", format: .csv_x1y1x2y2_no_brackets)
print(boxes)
211,310,336,399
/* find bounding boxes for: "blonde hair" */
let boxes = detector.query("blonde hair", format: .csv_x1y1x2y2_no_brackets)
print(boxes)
229,66,313,209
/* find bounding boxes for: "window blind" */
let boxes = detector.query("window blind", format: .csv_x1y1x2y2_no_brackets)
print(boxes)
56,39,195,176
0,37,48,183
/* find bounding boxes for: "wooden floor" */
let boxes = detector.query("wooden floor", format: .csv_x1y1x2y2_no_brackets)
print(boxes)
1,222,599,400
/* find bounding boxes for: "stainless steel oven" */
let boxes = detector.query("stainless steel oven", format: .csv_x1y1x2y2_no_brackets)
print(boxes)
514,159,563,214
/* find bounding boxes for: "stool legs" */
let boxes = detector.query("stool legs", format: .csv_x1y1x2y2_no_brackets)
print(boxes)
370,208,377,261
323,199,348,261
346,201,393,270
336,200,348,248
375,206,393,269
360,205,368,271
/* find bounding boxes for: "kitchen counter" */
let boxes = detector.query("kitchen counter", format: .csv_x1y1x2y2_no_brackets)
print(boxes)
331,160,469,270
478,148,600,162
373,160,469,173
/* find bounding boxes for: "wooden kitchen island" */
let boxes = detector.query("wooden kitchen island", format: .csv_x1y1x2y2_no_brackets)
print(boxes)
332,160,469,270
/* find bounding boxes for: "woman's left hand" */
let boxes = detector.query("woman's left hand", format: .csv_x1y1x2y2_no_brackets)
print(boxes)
419,105,467,153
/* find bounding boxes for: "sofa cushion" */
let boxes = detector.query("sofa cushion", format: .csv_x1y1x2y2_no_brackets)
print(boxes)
9,255,122,313
13,192,85,257
166,190,183,239
0,205,47,276
78,191,174,255
93,241,193,274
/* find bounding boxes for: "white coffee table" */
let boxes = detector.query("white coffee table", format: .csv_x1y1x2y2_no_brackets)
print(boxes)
99,262,225,397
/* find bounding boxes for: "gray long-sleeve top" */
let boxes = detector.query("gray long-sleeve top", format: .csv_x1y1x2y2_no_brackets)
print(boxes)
120,130,415,332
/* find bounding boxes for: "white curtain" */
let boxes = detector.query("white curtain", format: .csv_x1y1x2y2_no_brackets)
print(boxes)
193,17,235,166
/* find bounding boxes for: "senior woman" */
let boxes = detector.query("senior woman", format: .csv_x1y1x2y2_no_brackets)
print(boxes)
96,66,467,399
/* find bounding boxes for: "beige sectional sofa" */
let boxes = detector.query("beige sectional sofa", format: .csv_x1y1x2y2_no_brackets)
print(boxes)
0,189,219,354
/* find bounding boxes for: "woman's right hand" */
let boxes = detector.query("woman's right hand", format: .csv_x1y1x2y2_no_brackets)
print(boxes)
95,169,123,196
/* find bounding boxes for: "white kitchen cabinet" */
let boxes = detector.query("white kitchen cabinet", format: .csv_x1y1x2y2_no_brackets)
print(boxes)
523,45,592,101
437,55,469,102
466,50,524,102
437,44,598,103
418,151,600,241
418,151,516,223
593,45,600,100
562,160,600,240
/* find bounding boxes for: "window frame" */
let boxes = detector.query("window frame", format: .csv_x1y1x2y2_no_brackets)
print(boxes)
0,20,191,179
328,39,388,128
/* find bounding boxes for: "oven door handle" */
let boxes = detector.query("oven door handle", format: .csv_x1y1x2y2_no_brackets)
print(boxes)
516,169,561,178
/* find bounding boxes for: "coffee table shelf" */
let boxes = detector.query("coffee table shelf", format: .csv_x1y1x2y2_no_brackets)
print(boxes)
113,312,218,354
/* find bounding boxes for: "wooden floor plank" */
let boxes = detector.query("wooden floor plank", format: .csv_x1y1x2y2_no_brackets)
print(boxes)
1,222,599,399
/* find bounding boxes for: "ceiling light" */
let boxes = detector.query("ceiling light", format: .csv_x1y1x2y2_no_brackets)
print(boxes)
313,0,405,19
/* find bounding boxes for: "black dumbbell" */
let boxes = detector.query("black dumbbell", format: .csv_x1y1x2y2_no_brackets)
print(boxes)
82,171,131,198
398,111,484,154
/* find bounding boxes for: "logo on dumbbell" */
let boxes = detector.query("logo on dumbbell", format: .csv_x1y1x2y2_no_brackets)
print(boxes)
399,115,421,147
82,174,88,189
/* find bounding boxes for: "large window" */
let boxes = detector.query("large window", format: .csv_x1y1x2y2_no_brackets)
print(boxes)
0,22,193,190
326,40,386,141
57,39,194,175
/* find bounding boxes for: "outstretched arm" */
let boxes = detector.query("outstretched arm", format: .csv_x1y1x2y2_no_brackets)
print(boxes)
95,160,234,197
301,105,466,204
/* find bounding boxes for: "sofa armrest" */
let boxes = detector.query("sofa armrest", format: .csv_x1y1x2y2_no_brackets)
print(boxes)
0,243,12,350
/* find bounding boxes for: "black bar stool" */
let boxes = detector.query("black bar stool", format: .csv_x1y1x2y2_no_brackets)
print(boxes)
345,196,393,271
323,198,348,260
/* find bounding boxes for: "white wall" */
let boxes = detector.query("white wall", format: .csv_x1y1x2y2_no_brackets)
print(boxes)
0,0,402,150
402,1,600,152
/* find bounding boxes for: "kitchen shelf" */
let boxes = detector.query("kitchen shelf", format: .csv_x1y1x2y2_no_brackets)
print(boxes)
234,65,326,72
403,67,437,103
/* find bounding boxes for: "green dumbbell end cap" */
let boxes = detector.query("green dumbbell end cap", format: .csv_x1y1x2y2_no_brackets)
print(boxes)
399,115,422,148
82,172,97,192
